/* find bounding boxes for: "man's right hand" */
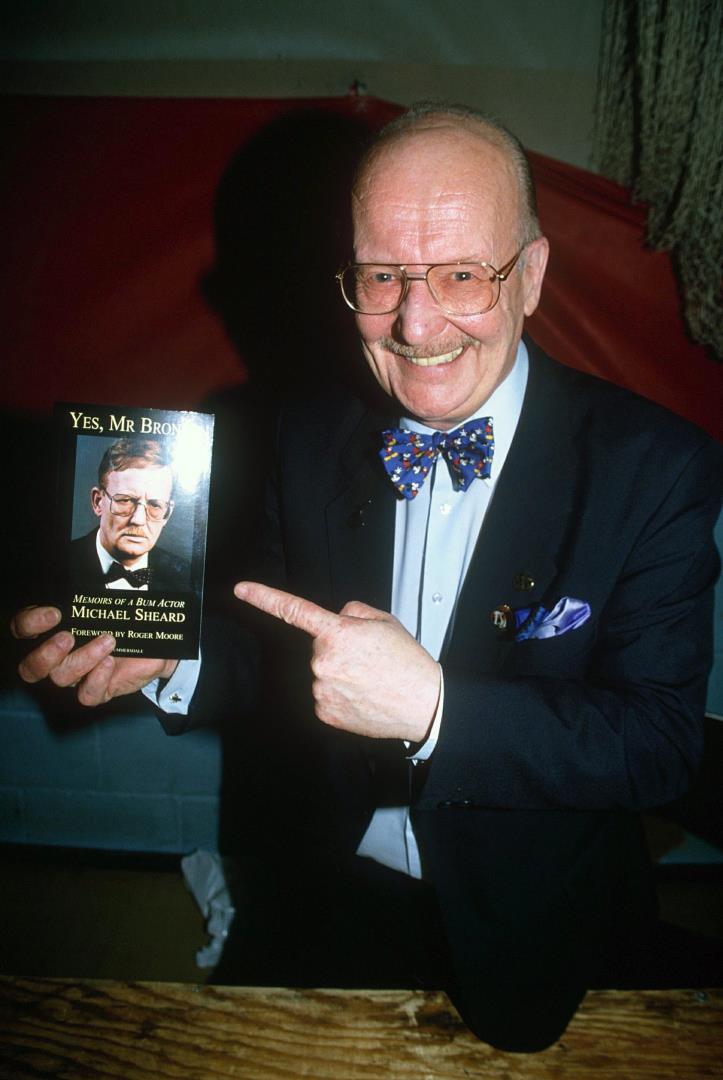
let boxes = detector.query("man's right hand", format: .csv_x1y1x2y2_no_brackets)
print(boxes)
11,605,177,707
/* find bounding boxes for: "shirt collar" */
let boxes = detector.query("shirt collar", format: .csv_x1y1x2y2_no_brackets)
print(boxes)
95,530,149,573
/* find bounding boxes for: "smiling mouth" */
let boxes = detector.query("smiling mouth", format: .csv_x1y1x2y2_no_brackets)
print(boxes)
406,346,464,368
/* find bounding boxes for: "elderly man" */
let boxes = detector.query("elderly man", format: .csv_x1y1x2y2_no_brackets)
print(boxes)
70,436,186,591
13,104,722,1051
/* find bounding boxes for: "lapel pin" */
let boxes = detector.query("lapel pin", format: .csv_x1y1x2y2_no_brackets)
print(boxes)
491,604,513,632
512,572,535,592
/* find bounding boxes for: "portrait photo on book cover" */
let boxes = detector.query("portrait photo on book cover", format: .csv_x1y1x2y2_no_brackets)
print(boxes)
68,433,198,596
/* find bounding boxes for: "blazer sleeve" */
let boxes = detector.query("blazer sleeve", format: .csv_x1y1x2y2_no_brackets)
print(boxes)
418,435,723,812
155,614,260,735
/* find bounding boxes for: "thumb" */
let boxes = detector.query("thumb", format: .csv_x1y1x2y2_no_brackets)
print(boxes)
339,600,395,621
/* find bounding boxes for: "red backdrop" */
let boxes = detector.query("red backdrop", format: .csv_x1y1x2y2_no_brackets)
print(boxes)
2,94,720,439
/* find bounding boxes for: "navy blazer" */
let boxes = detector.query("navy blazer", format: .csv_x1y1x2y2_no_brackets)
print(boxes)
187,339,723,1049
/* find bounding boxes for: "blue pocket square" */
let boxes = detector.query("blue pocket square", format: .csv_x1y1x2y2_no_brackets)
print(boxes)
514,597,591,642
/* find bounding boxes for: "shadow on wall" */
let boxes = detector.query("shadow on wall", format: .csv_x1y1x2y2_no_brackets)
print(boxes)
199,107,392,612
203,107,379,402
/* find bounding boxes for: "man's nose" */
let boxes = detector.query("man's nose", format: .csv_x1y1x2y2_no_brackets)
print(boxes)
129,500,149,525
393,277,448,344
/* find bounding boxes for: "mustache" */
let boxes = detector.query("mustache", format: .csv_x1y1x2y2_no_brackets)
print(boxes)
377,334,477,359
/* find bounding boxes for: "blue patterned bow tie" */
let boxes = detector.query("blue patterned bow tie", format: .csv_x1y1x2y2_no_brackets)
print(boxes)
379,418,494,500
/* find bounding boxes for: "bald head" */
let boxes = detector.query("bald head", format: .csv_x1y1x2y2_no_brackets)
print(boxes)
353,104,541,252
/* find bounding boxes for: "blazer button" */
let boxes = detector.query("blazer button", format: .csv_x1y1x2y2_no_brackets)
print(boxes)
437,800,453,809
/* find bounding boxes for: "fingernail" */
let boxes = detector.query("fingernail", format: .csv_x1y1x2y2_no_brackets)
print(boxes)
97,634,116,650
234,583,248,599
44,608,62,627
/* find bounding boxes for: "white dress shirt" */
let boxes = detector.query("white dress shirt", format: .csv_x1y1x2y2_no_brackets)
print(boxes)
356,342,529,877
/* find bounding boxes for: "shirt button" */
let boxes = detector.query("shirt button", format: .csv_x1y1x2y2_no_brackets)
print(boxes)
169,692,182,704
439,503,452,515
431,592,443,605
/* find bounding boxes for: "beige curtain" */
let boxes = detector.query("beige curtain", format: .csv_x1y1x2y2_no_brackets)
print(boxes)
592,0,722,358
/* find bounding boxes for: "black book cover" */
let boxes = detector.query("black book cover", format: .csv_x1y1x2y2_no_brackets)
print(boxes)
54,403,214,660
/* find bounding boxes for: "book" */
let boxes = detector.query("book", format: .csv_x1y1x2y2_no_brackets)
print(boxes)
54,403,214,660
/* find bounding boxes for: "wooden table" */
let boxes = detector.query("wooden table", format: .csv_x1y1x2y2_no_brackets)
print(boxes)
1,977,721,1079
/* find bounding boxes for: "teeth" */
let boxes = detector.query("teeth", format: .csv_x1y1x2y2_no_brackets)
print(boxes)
407,347,463,368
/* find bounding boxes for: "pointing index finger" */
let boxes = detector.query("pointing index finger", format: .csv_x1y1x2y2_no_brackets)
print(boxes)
234,582,340,638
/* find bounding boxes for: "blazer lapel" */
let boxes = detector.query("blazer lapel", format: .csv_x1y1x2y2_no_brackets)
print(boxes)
325,407,397,613
322,346,582,663
444,350,580,671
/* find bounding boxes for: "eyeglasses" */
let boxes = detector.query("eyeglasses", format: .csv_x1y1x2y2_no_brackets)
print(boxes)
336,249,523,316
102,489,173,522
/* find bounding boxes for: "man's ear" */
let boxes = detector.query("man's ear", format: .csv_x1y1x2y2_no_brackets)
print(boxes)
522,236,549,317
90,486,104,518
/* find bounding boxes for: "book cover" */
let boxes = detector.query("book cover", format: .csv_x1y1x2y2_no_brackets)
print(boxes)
54,403,214,659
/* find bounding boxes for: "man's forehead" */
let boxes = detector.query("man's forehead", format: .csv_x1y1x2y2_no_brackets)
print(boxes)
356,125,512,192
105,464,172,489
353,129,516,228
352,128,519,263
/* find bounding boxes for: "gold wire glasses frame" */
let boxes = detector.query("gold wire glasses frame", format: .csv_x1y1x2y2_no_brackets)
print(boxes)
336,249,524,317
102,489,174,522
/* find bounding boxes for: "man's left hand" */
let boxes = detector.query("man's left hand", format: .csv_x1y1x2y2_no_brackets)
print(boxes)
12,604,179,707
234,581,440,742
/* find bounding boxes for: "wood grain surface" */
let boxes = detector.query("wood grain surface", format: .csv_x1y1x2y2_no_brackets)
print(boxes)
1,977,721,1079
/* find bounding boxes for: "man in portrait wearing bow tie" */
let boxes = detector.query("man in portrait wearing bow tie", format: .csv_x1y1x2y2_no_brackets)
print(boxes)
69,436,188,592
12,104,722,1051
